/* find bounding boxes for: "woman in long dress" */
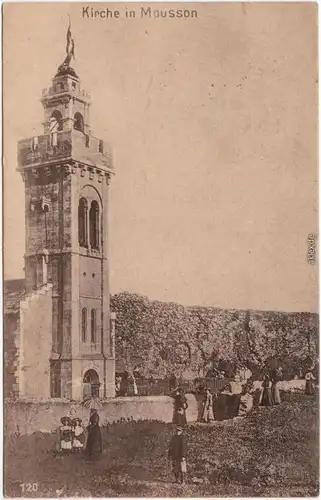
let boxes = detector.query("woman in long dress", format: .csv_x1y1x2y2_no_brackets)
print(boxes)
305,371,316,395
271,379,281,405
172,388,188,426
86,411,102,456
260,374,273,407
271,369,282,405
201,388,215,422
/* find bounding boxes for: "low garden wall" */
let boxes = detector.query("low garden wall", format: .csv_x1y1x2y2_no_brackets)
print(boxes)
5,379,307,437
5,393,199,436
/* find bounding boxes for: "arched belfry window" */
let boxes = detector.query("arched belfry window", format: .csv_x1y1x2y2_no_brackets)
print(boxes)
89,201,100,250
78,198,88,247
91,309,97,343
81,308,87,342
74,112,84,133
50,110,63,132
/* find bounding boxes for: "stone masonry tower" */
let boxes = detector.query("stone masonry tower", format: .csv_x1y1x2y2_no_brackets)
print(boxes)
17,27,115,399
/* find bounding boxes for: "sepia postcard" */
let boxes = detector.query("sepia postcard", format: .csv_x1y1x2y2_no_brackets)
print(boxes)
2,2,319,497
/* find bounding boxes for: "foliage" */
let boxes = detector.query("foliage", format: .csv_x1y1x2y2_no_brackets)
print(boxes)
111,292,318,379
4,313,20,397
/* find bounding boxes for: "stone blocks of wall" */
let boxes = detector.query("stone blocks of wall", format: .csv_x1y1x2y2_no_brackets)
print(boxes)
19,284,53,399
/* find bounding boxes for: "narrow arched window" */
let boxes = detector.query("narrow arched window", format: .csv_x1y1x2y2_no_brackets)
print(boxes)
74,112,84,133
78,198,88,247
81,308,87,342
89,201,99,250
91,309,97,343
50,110,63,132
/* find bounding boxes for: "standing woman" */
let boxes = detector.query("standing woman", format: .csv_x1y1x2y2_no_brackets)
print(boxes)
172,388,188,426
201,388,215,423
305,370,316,395
271,377,281,405
259,374,273,407
86,411,102,456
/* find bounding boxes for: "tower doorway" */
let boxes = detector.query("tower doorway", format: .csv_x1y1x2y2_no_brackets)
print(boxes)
83,369,100,398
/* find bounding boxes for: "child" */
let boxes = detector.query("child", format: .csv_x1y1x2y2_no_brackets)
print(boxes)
168,426,187,484
59,416,73,453
72,418,85,453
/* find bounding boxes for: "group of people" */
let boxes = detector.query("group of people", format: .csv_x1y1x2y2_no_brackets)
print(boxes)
259,367,317,406
259,373,282,407
56,364,316,486
168,383,253,484
59,417,85,453
171,382,255,427
167,365,317,484
115,371,139,397
58,410,102,456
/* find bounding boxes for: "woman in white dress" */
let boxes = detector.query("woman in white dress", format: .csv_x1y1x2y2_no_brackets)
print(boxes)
201,388,215,422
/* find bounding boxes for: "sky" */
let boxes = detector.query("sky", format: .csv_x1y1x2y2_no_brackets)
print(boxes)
3,2,318,312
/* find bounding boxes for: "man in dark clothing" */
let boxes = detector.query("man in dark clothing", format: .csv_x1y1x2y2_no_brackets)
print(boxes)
168,426,187,484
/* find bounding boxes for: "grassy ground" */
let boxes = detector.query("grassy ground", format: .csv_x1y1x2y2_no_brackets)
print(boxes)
4,393,318,497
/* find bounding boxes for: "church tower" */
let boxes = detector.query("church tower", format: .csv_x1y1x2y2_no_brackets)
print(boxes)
17,27,115,399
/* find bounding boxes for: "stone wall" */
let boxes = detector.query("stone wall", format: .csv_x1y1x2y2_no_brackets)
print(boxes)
4,394,198,436
4,380,307,437
19,284,53,399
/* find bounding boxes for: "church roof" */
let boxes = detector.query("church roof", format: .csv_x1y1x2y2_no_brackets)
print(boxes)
4,279,25,315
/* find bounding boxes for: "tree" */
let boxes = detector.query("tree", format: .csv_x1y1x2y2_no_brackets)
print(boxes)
111,292,319,381
111,292,152,374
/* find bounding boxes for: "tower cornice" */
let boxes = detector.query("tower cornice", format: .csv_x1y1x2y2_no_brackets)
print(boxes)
18,160,114,184
18,130,113,174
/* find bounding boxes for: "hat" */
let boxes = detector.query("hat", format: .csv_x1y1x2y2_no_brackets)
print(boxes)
89,412,100,425
72,418,82,425
60,416,70,425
